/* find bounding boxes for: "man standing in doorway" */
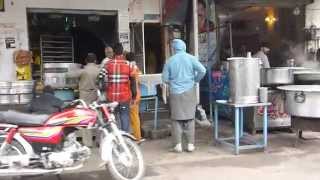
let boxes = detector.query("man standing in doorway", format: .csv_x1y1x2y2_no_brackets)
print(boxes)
67,53,100,105
104,43,137,133
254,42,271,68
162,39,206,153
100,45,114,68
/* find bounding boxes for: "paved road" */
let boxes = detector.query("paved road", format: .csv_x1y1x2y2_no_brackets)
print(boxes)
4,129,320,180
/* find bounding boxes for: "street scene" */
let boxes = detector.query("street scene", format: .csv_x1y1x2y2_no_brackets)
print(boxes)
0,0,320,180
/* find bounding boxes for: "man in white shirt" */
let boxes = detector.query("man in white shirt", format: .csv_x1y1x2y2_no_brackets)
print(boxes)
100,45,114,68
254,42,271,68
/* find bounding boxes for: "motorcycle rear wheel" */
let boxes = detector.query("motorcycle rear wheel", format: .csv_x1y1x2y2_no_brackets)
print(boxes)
107,137,145,180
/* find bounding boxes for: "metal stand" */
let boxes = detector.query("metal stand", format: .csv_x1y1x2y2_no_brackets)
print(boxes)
140,96,158,130
213,100,271,155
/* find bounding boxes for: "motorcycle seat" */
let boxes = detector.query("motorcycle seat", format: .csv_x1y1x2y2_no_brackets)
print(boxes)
0,110,49,127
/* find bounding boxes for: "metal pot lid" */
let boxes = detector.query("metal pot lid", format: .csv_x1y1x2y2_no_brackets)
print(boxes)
227,57,259,61
262,67,310,70
293,70,320,74
289,67,312,70
277,85,320,92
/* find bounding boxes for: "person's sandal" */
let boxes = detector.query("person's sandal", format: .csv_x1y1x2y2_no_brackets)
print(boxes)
137,138,146,145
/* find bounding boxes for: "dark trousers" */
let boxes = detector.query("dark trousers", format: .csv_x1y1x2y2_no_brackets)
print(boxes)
115,103,130,132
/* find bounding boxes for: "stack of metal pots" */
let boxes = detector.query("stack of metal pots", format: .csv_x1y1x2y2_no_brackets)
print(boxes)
228,57,260,104
0,81,34,105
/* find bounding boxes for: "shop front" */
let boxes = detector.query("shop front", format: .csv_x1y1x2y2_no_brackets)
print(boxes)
0,0,130,107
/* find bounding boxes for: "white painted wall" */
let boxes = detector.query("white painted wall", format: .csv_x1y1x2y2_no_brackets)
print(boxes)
0,0,28,81
143,0,160,15
306,0,320,27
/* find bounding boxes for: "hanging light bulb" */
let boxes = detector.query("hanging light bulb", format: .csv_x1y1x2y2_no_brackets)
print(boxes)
293,7,301,16
265,15,277,24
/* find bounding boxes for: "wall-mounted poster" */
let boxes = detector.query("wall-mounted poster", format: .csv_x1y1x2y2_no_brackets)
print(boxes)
198,0,217,67
162,0,189,25
0,0,4,12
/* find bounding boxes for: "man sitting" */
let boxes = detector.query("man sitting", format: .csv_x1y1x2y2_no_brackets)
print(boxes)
29,85,63,114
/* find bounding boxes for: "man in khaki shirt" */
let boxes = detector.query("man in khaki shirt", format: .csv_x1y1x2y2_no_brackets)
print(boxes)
67,53,100,147
68,53,100,105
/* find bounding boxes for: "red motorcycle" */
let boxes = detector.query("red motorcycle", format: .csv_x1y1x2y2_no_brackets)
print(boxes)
0,99,145,180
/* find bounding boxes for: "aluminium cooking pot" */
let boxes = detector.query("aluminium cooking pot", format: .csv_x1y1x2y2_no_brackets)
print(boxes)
278,85,320,118
261,67,294,86
228,57,260,104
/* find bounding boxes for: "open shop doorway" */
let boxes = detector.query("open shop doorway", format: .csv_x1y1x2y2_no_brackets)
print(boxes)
144,23,164,74
27,9,117,69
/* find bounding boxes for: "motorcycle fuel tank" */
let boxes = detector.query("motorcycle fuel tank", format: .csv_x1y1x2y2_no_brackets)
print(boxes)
19,126,64,144
45,108,97,126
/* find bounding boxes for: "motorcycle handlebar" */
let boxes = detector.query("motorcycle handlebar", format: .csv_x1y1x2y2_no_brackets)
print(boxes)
89,101,118,110
63,99,88,109
65,99,118,111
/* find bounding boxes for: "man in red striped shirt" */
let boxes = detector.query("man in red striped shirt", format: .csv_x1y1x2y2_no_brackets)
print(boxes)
104,43,137,132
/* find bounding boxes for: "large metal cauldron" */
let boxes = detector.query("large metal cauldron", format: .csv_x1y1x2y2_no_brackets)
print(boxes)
278,85,320,118
261,67,294,86
228,57,260,104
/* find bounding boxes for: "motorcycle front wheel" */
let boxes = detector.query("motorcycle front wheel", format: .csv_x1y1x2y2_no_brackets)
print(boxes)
107,137,145,180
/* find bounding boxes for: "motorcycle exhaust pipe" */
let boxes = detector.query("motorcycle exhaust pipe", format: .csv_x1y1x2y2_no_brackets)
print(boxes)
0,164,83,177
0,168,63,176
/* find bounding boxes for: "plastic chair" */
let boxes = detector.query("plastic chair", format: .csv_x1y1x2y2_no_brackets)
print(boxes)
140,83,159,129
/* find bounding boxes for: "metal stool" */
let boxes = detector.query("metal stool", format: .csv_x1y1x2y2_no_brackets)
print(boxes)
140,83,159,129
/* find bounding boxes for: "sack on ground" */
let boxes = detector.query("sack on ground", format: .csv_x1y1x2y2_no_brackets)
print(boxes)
195,105,211,128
